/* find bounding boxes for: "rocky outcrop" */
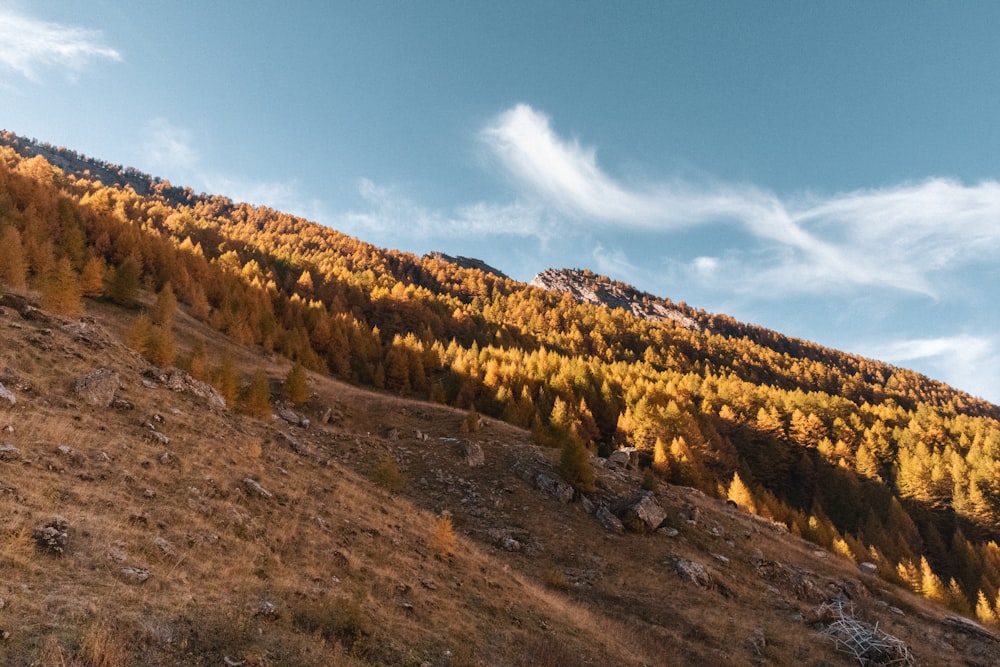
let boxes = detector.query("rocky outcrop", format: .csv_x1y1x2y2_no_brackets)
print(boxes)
596,505,625,535
162,370,226,410
614,492,668,533
72,368,121,407
531,268,703,332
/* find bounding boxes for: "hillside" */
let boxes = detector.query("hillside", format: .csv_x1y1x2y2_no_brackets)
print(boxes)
1,287,997,666
3,130,1000,663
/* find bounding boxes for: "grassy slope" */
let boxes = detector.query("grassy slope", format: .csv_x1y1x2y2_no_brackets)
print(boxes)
0,291,997,666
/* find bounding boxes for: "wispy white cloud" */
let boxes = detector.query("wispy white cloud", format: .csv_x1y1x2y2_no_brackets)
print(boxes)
859,335,1000,401
0,9,121,80
480,103,1000,298
140,118,325,221
336,178,550,241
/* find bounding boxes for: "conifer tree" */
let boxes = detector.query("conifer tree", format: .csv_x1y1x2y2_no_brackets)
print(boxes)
283,362,309,406
79,256,105,297
242,369,271,419
0,225,26,288
212,354,239,406
108,258,140,307
727,471,757,513
40,257,83,318
151,281,177,329
976,590,998,625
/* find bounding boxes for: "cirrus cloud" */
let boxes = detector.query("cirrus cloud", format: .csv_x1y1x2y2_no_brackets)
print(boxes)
0,9,121,81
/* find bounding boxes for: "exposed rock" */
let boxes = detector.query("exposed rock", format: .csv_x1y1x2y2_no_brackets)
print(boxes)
255,599,279,620
72,368,120,407
858,561,878,575
673,557,713,588
512,461,574,503
942,614,1000,642
242,477,273,499
531,268,703,332
279,408,308,427
163,370,226,410
462,441,485,467
487,527,532,552
0,444,18,461
615,492,667,533
533,470,574,504
34,517,70,554
595,505,625,535
0,383,15,409
659,527,680,538
119,567,150,584
607,448,637,470
144,430,170,446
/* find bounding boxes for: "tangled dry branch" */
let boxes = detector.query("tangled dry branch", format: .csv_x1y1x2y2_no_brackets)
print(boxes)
819,599,916,667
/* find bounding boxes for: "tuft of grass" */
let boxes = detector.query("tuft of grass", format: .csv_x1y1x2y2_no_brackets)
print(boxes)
543,568,572,591
79,619,129,667
432,514,456,560
291,596,370,647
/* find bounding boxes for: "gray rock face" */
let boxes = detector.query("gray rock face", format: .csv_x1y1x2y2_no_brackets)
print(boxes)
534,471,575,503
164,370,226,410
617,492,668,533
673,558,713,588
0,383,15,409
73,368,121,407
596,506,625,535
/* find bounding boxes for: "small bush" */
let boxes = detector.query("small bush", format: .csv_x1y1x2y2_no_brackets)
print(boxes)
292,597,369,647
433,514,456,560
372,457,405,492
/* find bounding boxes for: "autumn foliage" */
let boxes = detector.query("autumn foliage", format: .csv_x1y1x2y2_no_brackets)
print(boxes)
4,131,1000,617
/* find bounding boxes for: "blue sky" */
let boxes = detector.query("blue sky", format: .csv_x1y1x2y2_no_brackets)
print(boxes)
3,2,1000,403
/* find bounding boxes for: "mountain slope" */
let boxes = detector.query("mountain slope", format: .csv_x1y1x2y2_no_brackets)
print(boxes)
3,130,1000,663
0,288,996,666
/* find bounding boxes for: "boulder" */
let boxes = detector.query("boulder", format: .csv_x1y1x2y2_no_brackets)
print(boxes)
462,441,485,467
596,506,625,535
673,557,713,588
119,567,150,584
278,408,304,427
858,561,878,575
616,492,668,533
0,383,15,409
0,444,18,461
164,370,226,410
242,477,273,499
534,471,575,503
72,369,121,407
34,517,70,555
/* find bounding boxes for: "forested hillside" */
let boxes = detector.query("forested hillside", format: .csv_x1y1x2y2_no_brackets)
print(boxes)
3,130,1000,623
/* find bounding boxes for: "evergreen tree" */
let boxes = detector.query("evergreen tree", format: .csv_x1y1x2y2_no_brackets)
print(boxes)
40,257,83,318
108,258,140,307
283,362,309,406
0,225,26,288
241,369,271,419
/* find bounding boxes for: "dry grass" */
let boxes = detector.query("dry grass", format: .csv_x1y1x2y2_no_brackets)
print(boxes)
0,290,996,665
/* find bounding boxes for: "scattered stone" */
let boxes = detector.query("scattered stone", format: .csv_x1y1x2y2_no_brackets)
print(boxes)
0,444,18,461
242,477,273,499
111,398,134,410
120,567,150,584
223,657,245,667
712,553,730,565
144,430,170,446
0,383,15,409
462,441,485,467
158,451,176,465
72,368,121,407
386,427,400,440
858,562,878,575
659,527,680,538
616,492,667,533
163,370,226,410
421,578,438,590
580,496,596,515
34,517,70,554
143,488,156,498
673,557,713,588
152,536,176,556
279,408,306,427
255,599,279,620
596,505,625,535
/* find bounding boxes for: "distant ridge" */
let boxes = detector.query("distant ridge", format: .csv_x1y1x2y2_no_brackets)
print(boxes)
531,267,704,332
424,251,509,279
